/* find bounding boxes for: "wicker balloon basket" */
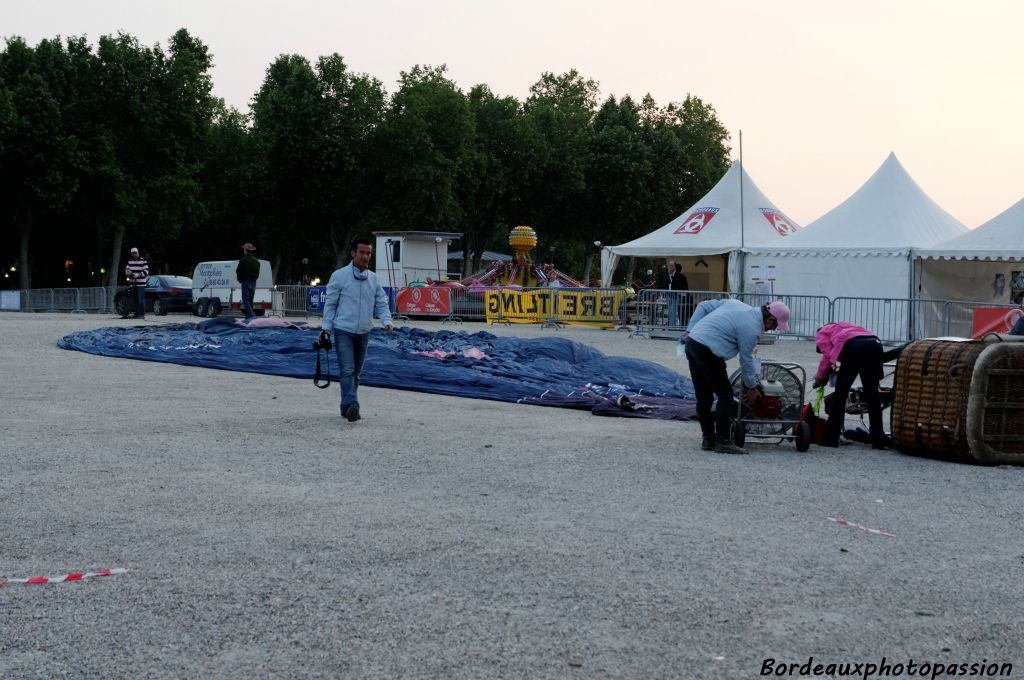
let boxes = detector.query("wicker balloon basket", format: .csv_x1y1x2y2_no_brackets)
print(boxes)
891,334,1024,465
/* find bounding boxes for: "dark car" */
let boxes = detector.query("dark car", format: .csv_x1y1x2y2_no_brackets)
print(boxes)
115,275,193,317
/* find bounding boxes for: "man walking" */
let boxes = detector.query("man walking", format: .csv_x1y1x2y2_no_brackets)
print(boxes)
319,238,394,422
236,243,260,321
124,247,149,319
684,298,790,454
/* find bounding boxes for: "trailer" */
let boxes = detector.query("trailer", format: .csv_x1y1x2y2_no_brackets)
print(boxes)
191,260,274,318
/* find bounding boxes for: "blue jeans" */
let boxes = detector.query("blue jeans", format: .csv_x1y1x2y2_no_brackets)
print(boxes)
666,294,678,327
333,330,370,414
134,286,146,318
240,280,256,320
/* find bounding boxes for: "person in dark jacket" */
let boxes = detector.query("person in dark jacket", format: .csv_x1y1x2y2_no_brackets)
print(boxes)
236,243,261,321
667,263,689,326
124,247,149,319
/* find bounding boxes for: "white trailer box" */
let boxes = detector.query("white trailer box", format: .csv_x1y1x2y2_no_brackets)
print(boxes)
373,231,462,289
191,259,273,317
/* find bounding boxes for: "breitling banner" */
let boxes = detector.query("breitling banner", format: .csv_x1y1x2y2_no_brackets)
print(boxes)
485,288,626,327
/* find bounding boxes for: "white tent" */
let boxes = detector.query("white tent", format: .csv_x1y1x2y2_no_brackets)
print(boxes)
743,153,968,301
599,161,801,289
914,196,1024,309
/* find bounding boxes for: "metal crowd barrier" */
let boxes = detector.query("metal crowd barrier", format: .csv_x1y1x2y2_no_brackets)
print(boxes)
25,288,54,312
733,293,831,339
941,300,1022,339
831,297,918,343
273,285,313,317
630,289,729,338
77,287,108,313
5,285,1023,345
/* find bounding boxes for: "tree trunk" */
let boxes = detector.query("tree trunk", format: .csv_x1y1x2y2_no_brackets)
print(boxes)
16,208,33,290
107,224,127,289
95,225,105,286
625,257,637,287
462,241,471,278
329,229,342,271
581,249,595,287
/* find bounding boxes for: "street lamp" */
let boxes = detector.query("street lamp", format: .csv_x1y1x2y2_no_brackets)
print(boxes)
434,237,443,281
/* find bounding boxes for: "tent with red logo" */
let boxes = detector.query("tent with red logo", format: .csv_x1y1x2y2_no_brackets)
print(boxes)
741,153,968,337
599,161,802,292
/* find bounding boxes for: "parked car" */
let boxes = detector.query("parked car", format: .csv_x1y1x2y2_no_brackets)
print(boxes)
114,275,194,317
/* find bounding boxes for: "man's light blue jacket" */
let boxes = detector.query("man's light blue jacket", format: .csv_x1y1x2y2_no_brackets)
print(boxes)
686,298,763,388
321,263,393,334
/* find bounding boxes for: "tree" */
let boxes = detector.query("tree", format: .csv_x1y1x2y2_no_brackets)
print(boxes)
579,94,652,284
655,95,731,219
455,84,533,276
368,65,473,239
313,54,385,268
521,70,598,270
89,29,215,287
185,101,259,269
0,37,82,289
251,53,386,282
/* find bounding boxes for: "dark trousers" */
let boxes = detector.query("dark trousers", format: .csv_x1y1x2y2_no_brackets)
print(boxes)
241,280,256,319
685,337,734,442
133,285,146,318
824,336,885,446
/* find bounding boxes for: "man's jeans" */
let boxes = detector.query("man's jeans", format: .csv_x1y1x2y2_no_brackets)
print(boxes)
134,286,146,318
240,280,256,320
333,330,370,414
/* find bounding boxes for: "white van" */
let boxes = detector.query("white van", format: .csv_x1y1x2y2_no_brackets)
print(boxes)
191,260,274,317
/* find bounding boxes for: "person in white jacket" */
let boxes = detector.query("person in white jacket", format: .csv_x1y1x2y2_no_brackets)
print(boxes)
320,239,394,422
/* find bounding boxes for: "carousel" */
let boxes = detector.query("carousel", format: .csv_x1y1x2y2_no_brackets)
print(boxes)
426,226,584,289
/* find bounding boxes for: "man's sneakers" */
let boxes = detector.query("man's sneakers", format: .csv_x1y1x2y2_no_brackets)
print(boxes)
701,438,716,451
714,441,748,455
343,404,361,422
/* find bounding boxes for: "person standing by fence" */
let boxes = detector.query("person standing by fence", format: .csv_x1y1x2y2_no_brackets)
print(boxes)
668,263,689,326
124,247,149,320
236,243,260,321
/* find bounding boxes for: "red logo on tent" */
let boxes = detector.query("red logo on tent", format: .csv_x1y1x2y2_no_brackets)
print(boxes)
760,208,797,236
674,208,719,234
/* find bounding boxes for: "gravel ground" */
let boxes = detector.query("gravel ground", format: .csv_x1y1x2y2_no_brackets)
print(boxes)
2,312,1023,679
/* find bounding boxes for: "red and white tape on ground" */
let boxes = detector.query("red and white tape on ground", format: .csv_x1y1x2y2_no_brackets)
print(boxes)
827,516,894,538
0,567,127,587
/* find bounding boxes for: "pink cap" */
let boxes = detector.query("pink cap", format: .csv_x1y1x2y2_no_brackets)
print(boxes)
766,301,790,331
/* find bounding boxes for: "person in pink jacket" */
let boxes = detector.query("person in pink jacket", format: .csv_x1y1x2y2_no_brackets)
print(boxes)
812,322,886,448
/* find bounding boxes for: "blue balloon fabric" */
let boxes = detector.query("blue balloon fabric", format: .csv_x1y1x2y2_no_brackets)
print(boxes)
57,323,697,416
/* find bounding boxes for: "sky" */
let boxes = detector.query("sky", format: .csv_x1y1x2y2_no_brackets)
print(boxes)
6,0,1024,228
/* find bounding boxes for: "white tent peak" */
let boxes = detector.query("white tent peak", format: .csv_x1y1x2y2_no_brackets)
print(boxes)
609,160,801,257
748,152,967,254
599,160,801,286
916,196,1024,261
